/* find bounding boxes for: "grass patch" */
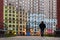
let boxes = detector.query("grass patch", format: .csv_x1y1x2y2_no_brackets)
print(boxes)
44,34,55,37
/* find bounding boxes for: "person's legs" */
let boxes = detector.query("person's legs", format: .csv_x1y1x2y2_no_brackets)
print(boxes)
41,30,44,36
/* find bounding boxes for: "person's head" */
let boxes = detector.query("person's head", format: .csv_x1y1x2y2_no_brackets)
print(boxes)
41,21,44,24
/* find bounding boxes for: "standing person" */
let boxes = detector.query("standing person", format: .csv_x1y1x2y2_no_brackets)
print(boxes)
39,21,46,36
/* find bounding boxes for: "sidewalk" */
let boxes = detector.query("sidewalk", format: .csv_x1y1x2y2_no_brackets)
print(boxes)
0,36,60,40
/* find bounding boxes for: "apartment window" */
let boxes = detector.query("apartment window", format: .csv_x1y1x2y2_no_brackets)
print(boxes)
26,13,27,15
20,32,23,35
16,25,18,27
13,15,15,17
28,17,30,19
9,14,11,16
9,3,11,5
9,18,11,20
20,29,22,31
23,25,25,28
23,9,24,11
20,19,22,20
23,16,25,17
9,25,11,27
23,12,24,15
5,20,7,23
20,9,22,11
16,25,18,31
9,21,11,23
13,21,15,23
20,15,22,17
16,21,18,23
23,29,25,31
20,25,22,27
5,6,7,9
5,18,7,20
9,10,11,13
13,28,15,30
13,11,15,13
9,7,11,9
20,21,22,24
23,19,24,21
13,18,15,20
13,7,15,10
5,14,7,16
13,25,15,27
16,11,18,13
20,12,22,14
5,10,8,13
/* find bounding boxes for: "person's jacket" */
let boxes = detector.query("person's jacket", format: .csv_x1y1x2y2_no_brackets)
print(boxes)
39,23,46,30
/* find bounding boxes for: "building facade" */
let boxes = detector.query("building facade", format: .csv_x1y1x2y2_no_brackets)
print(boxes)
0,0,58,36
4,0,27,35
27,0,57,35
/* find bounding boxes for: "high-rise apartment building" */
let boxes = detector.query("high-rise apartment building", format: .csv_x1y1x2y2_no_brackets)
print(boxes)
43,0,57,29
27,0,57,35
4,0,27,35
3,0,57,35
0,0,57,36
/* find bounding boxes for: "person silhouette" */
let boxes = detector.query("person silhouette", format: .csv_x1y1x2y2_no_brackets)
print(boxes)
39,21,46,36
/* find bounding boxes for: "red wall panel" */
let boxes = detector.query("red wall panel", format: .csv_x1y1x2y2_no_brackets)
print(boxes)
57,0,60,28
0,0,3,29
